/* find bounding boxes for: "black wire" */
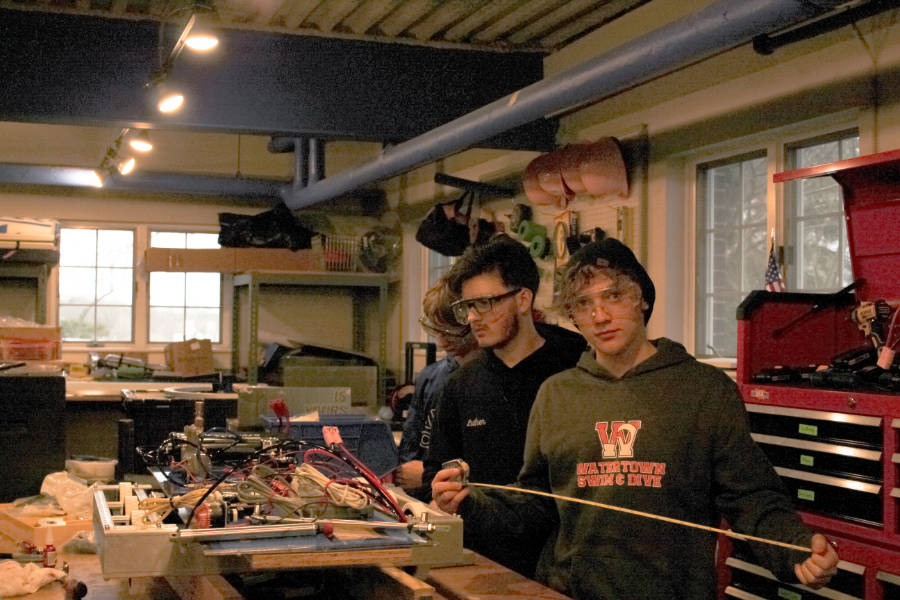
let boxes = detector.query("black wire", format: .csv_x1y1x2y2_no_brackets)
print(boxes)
184,465,234,528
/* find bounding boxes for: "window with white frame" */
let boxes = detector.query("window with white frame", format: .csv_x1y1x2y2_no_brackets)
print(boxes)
785,131,859,292
693,129,860,358
695,152,768,358
59,227,134,342
148,232,222,343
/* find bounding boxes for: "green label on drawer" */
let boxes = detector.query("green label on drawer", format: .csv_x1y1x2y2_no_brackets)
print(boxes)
797,489,815,502
778,588,801,600
800,454,814,467
798,423,818,436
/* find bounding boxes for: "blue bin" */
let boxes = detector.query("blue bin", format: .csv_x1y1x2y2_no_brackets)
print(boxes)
261,414,398,476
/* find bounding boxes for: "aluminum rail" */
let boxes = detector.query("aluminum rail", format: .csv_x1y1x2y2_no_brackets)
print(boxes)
281,0,847,209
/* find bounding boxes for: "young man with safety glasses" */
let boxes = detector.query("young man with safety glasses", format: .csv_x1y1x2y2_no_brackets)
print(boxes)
422,234,585,576
432,237,838,599
395,276,481,499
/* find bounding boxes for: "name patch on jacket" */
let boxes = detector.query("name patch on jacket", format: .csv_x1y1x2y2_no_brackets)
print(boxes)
466,417,486,427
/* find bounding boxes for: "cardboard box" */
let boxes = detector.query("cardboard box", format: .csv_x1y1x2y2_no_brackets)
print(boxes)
236,385,352,427
145,248,236,272
0,326,61,361
145,247,324,273
163,338,215,376
282,365,378,408
233,247,323,272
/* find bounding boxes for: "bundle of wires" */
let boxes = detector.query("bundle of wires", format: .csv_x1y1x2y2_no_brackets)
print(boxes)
139,426,405,528
139,488,227,524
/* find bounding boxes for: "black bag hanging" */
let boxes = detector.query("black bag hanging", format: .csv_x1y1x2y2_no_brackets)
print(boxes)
218,203,313,250
414,190,474,256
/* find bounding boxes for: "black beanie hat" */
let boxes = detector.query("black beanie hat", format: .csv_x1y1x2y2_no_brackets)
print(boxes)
566,238,655,323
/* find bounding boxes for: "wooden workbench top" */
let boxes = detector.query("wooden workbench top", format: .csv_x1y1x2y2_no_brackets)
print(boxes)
1,534,571,600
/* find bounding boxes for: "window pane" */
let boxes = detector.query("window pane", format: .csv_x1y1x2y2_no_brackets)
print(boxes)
59,267,96,304
59,228,133,343
185,273,221,306
150,272,186,305
710,296,739,356
59,305,95,341
97,230,133,267
709,165,741,227
149,262,221,343
799,218,842,289
696,152,767,358
709,230,741,293
95,306,132,341
187,233,219,249
149,307,186,342
742,226,767,291
150,232,186,248
786,132,858,292
59,229,96,266
797,178,841,216
742,158,767,226
186,308,220,340
96,268,133,305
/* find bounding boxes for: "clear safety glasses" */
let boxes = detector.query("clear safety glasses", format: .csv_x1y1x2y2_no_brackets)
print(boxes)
566,283,641,321
450,288,521,325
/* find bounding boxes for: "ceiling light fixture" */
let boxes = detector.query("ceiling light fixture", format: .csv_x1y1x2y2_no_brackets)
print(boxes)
85,6,220,191
156,82,185,113
183,14,219,52
127,129,153,153
88,170,106,188
116,156,137,175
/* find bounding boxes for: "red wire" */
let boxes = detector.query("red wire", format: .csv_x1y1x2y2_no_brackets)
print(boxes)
335,442,406,522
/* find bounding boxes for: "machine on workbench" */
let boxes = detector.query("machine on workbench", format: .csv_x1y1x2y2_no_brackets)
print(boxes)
92,408,469,579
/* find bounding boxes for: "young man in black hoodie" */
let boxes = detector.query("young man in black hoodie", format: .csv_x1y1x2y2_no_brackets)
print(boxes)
422,234,585,576
432,237,838,599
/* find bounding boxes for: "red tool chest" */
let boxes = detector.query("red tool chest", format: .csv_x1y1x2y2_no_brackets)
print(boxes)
723,149,900,600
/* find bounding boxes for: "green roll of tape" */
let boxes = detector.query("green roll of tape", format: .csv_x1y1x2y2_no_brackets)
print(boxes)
529,235,548,258
518,219,547,241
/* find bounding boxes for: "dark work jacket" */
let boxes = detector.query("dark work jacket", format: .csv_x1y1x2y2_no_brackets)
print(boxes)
423,322,585,576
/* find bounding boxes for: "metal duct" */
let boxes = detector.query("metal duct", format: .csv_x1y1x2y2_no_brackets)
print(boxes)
0,163,283,197
280,0,846,210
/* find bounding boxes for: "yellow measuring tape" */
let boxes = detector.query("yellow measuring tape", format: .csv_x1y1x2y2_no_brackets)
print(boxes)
469,481,811,553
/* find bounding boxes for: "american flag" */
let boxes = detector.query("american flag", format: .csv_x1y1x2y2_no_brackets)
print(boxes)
765,243,785,292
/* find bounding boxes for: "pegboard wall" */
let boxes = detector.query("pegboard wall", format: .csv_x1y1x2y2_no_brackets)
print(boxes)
480,191,642,325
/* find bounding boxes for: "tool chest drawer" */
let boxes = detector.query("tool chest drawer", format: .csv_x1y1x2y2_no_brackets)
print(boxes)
774,466,882,526
745,404,883,449
725,555,864,600
877,570,900,598
752,433,882,481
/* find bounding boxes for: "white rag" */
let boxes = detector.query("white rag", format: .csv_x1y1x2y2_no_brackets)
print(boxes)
0,560,66,596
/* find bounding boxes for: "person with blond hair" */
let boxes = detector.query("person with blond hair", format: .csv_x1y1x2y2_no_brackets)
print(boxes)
395,275,480,499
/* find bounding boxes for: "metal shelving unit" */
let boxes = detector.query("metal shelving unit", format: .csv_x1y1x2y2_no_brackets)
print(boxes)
0,261,54,324
231,270,398,404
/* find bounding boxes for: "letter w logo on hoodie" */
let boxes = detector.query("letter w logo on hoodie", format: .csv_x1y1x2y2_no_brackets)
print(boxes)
595,421,642,458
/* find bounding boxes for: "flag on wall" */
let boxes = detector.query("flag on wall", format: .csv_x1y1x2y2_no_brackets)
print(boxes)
765,242,785,292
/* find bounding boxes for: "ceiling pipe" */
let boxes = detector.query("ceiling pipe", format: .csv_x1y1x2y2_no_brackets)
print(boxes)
753,0,897,55
0,163,283,197
280,0,847,210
